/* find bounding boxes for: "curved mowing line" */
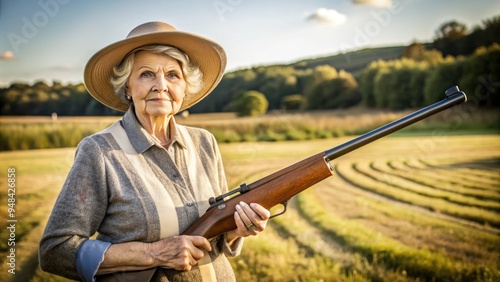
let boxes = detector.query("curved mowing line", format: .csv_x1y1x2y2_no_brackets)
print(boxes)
373,162,500,202
334,163,433,210
401,160,499,190
353,163,500,212
447,166,500,181
325,171,500,236
270,198,352,262
417,158,500,184
446,167,500,183
293,190,492,282
399,160,500,192
334,163,500,228
432,167,500,185
394,160,500,190
269,220,320,259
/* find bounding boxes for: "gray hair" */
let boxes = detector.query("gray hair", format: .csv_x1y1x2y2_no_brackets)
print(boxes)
110,45,203,105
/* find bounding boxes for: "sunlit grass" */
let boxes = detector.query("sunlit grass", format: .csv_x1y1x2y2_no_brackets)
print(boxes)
355,161,500,210
0,135,498,281
296,189,499,281
375,160,500,199
314,178,500,265
335,161,500,227
0,148,73,282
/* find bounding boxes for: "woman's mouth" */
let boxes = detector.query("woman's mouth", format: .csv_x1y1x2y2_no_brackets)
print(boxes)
148,98,171,102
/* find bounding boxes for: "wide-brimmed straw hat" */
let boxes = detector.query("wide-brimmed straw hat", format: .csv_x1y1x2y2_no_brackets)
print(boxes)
84,21,226,112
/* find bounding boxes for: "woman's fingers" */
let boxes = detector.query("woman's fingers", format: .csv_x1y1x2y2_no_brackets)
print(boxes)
235,201,253,226
249,203,271,220
234,201,270,235
150,235,211,271
190,235,212,253
188,236,211,264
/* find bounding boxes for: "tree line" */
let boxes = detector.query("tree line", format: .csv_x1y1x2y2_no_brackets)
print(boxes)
0,81,121,116
1,16,499,116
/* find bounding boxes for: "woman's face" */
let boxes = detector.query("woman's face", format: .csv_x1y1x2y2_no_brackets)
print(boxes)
127,51,187,120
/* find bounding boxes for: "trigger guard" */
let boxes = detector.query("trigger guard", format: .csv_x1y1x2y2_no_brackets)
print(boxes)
270,200,289,219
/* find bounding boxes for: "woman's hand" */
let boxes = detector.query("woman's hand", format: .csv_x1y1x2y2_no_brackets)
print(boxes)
231,201,271,238
97,235,211,274
98,203,270,275
148,235,212,271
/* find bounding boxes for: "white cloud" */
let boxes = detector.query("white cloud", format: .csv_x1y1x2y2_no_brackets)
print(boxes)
306,8,347,25
352,0,392,8
0,51,15,60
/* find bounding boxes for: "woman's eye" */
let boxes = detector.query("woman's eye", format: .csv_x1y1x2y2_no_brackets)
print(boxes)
140,71,154,78
167,72,179,79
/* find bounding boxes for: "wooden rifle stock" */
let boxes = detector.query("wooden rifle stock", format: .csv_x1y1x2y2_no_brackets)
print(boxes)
97,87,466,281
183,152,333,237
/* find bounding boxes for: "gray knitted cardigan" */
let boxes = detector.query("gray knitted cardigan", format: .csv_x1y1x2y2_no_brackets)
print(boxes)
39,108,243,281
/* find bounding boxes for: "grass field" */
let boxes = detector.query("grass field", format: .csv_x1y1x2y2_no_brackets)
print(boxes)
0,134,499,281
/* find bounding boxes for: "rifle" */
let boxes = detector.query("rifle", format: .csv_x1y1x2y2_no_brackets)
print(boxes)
97,86,467,281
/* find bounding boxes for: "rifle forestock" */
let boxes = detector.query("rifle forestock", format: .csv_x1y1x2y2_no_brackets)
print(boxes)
182,152,333,238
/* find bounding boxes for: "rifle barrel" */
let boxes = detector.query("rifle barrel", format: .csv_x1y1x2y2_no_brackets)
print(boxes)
324,90,467,162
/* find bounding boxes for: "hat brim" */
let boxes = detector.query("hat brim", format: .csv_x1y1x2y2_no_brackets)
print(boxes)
84,31,226,112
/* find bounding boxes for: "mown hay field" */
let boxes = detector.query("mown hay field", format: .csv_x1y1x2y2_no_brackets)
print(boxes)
0,134,498,281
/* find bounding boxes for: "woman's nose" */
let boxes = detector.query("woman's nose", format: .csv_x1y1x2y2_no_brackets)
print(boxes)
153,75,168,92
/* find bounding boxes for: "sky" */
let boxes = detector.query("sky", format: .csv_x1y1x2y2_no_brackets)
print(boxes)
0,0,499,87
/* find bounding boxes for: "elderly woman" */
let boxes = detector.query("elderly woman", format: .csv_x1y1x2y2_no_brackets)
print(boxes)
39,22,270,282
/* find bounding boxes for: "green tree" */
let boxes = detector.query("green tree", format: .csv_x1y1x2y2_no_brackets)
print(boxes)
367,58,432,109
257,67,300,110
408,66,429,107
359,60,387,107
424,59,464,104
304,65,338,97
433,20,468,57
418,49,446,66
259,77,283,109
233,90,269,117
0,89,21,114
435,20,468,41
307,70,361,109
309,65,338,84
281,94,306,111
479,15,500,48
402,42,426,60
459,44,500,107
386,65,417,109
373,66,392,108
